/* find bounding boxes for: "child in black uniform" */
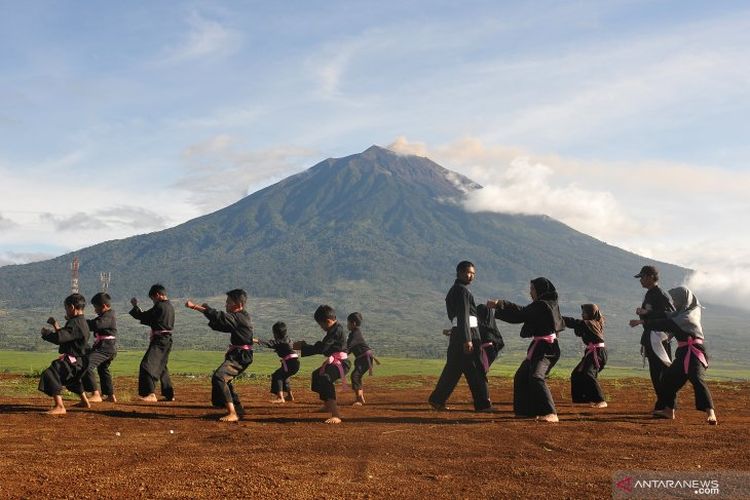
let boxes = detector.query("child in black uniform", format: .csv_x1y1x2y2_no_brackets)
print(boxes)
186,289,254,422
82,292,118,403
563,304,608,408
347,312,378,406
38,293,91,414
130,284,175,402
259,321,300,404
294,305,350,424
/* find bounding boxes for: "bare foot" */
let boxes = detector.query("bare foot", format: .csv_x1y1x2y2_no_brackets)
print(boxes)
285,392,295,402
536,414,559,423
707,409,717,425
269,398,286,404
104,395,117,403
352,401,363,407
88,395,103,403
652,408,675,420
324,417,342,424
73,400,91,409
138,394,158,402
429,401,450,411
160,396,175,402
219,413,239,422
46,406,66,415
590,401,608,408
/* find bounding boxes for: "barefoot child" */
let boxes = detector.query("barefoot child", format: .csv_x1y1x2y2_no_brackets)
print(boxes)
563,304,608,408
82,292,118,403
258,321,299,404
129,284,175,402
293,305,350,424
347,312,378,406
630,286,717,425
38,293,91,414
185,289,254,422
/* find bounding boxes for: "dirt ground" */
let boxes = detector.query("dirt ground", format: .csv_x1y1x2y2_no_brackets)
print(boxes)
1,374,748,499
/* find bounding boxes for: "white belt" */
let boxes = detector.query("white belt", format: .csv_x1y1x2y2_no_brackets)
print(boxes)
451,316,478,328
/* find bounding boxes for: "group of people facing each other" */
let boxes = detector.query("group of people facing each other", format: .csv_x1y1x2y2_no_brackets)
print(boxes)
429,261,717,425
38,284,377,424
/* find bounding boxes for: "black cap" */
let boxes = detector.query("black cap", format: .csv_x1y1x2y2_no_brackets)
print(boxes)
634,265,658,278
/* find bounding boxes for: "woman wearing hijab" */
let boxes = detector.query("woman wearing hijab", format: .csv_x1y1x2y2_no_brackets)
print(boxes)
563,304,608,408
487,277,565,422
629,286,717,425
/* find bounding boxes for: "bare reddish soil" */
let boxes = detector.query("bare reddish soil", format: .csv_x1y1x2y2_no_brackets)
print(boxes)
1,375,748,499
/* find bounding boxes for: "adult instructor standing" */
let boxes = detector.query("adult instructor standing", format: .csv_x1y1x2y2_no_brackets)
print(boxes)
428,261,492,412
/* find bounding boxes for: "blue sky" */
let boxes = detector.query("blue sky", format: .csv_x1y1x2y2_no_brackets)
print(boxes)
1,1,749,306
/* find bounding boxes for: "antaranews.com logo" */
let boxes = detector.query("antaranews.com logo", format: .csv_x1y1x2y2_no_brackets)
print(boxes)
613,471,749,499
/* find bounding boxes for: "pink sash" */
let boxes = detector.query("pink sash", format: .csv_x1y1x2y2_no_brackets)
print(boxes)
526,334,557,361
583,342,606,370
677,337,708,374
479,342,495,373
150,329,173,341
281,352,299,372
57,353,77,364
226,344,253,355
319,352,349,389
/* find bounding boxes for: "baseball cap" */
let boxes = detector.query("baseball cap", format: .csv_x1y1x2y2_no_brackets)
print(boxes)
634,265,658,278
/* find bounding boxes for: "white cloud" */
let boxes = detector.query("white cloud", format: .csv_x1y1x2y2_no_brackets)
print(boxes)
0,251,55,267
176,138,317,212
40,207,169,232
156,11,241,64
0,213,17,230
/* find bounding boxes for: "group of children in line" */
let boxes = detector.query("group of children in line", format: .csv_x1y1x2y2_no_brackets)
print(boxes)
37,285,376,424
36,262,717,426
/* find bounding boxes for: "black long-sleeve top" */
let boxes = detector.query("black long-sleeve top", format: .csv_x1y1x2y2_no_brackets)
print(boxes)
201,306,254,346
87,309,118,353
129,300,175,331
301,322,348,357
445,280,480,343
347,328,371,357
643,318,703,342
263,337,296,358
494,299,565,338
563,317,604,344
42,315,90,357
639,286,674,346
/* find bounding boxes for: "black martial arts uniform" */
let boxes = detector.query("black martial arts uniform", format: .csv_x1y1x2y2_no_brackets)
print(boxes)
265,337,300,395
200,306,254,413
564,315,607,404
495,278,564,417
429,279,491,411
348,327,374,391
639,285,675,411
476,303,504,374
38,316,90,397
82,309,118,396
301,322,350,401
130,299,175,400
644,317,714,412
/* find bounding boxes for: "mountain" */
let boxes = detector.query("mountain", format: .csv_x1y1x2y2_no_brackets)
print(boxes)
5,145,736,362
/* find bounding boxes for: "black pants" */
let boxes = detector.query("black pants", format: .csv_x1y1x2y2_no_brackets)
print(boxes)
270,358,300,394
429,338,491,411
139,335,174,399
643,336,672,411
659,346,714,411
38,357,85,397
570,348,607,403
514,341,560,416
212,350,252,410
350,355,373,391
82,346,117,396
311,359,350,401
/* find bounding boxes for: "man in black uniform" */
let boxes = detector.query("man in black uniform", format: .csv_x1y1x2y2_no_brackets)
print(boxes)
633,265,675,414
428,261,491,412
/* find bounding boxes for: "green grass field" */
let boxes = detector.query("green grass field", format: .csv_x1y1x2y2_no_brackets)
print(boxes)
1,349,748,380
